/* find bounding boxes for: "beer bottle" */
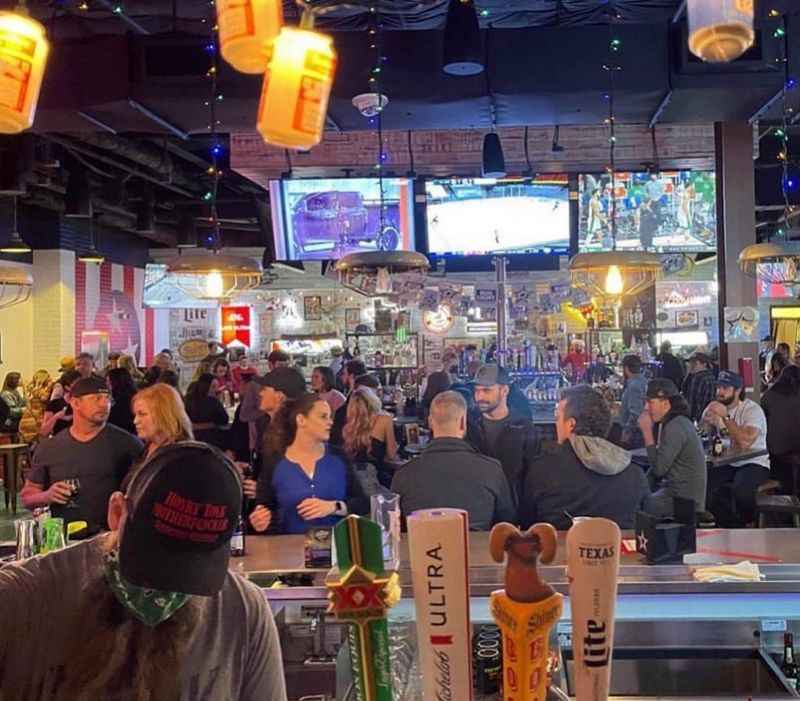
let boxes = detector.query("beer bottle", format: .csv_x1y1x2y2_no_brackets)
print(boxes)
782,633,798,688
230,513,246,557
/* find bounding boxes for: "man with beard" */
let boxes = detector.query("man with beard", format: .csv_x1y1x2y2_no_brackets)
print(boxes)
702,371,771,526
466,364,540,501
0,442,286,700
22,377,143,535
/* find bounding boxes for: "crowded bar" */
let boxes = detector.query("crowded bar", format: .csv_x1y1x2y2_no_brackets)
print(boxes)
1,0,800,699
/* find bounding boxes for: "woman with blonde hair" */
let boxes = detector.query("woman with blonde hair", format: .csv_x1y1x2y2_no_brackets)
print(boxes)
118,354,145,386
343,386,398,487
19,370,52,443
132,383,193,465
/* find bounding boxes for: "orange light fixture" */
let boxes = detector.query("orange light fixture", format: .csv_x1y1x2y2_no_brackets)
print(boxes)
257,26,337,150
687,0,754,64
0,4,50,135
216,0,282,74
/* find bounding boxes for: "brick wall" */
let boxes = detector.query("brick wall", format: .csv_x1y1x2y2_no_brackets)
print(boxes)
32,249,75,377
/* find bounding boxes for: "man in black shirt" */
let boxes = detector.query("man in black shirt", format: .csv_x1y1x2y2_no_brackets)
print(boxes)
466,364,540,500
21,377,143,533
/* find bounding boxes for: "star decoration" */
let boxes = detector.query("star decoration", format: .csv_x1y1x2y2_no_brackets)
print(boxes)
637,532,648,553
326,564,399,624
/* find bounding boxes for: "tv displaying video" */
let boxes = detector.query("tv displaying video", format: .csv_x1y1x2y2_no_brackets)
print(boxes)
425,176,570,256
270,177,415,261
578,170,717,253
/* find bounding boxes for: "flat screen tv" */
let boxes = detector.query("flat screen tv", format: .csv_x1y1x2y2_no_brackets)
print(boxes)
269,177,416,261
577,170,717,253
424,175,570,256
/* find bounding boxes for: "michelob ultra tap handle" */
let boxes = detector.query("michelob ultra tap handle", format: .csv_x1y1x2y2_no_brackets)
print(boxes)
489,522,563,701
566,517,621,701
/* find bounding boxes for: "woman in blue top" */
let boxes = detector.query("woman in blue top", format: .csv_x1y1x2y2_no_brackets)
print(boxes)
250,393,367,534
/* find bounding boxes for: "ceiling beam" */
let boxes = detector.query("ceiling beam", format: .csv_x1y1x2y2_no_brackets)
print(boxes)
671,1,687,24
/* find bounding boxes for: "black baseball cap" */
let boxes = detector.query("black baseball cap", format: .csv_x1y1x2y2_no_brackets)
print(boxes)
255,366,306,399
473,364,512,387
646,378,680,400
70,376,109,398
119,441,242,597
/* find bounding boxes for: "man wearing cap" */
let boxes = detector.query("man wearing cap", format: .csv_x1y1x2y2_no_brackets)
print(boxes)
701,370,771,525
466,363,540,499
250,366,307,532
1,442,287,699
21,376,143,534
637,379,707,517
681,352,717,423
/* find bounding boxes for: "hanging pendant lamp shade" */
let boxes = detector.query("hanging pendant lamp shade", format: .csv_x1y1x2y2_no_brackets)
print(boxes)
443,0,484,76
257,27,337,150
687,0,754,64
570,251,662,298
738,240,800,290
167,252,262,301
482,132,506,178
0,264,31,309
0,229,30,254
0,6,50,135
216,0,283,74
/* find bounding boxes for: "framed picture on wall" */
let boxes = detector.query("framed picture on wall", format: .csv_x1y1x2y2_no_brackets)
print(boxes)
345,308,361,332
304,296,322,321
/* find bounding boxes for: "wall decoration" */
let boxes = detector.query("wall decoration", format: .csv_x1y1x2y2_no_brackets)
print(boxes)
221,305,252,348
422,304,455,335
345,307,361,332
675,310,699,328
420,288,440,312
724,306,759,343
475,287,497,307
81,331,109,368
303,295,322,321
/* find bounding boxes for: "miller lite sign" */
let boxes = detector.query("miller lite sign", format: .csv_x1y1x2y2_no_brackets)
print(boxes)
407,509,473,701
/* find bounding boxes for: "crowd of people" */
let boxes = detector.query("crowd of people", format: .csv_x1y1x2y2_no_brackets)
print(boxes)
1,335,797,542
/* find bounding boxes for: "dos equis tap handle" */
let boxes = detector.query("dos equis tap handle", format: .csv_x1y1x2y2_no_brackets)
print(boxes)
489,523,563,701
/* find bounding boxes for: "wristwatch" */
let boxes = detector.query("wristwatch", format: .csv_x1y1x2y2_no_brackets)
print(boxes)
334,500,347,515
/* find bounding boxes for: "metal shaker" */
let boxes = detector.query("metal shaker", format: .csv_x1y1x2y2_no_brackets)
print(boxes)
14,518,38,560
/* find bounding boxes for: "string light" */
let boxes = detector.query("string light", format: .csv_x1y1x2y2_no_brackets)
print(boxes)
604,12,622,252
774,12,799,241
204,0,223,250
369,5,388,235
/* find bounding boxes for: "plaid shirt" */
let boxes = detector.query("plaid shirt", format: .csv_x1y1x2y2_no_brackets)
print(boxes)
682,368,717,423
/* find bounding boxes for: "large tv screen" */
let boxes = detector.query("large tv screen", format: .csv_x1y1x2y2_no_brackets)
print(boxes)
269,177,415,261
425,176,570,255
578,170,716,253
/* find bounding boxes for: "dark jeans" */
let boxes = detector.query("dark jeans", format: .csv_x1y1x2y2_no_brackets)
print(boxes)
707,463,770,527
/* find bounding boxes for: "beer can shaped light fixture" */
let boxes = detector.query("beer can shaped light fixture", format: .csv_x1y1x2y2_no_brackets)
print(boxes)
0,6,50,134
257,26,337,150
216,0,283,74
687,0,754,63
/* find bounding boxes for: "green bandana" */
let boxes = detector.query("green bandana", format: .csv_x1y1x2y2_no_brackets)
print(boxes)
104,550,190,627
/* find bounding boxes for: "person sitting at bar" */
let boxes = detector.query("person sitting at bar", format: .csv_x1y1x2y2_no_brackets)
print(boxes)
21,377,143,534
331,359,367,446
107,368,137,435
761,364,800,494
702,370,771,526
1,443,287,699
312,365,346,414
519,385,649,531
681,352,718,423
0,371,27,436
184,372,229,451
637,379,707,517
392,391,515,530
343,386,398,488
618,355,647,449
467,363,540,499
249,393,368,535
211,358,235,404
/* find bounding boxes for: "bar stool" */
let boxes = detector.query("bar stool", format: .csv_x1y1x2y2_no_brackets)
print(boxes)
0,442,31,514
755,480,800,528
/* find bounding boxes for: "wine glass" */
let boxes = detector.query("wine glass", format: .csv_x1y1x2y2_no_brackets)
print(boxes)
63,478,81,508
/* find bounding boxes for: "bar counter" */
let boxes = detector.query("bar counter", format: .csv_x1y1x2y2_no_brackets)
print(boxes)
242,528,800,598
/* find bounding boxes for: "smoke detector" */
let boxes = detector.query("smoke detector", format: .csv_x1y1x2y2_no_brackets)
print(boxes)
352,93,389,118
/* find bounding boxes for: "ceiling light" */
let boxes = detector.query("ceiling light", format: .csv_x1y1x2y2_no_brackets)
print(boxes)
0,264,32,309
78,247,105,265
482,132,506,178
0,230,31,254
166,252,262,300
443,0,484,76
687,0,754,63
570,251,662,298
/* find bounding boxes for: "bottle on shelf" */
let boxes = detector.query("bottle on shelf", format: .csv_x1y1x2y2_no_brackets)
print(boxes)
230,513,246,557
781,633,799,688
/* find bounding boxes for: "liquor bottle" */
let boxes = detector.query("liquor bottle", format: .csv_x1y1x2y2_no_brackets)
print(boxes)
712,434,724,458
230,513,246,557
781,633,798,687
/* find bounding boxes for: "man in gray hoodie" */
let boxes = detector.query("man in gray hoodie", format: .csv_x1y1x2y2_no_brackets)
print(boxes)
519,385,649,530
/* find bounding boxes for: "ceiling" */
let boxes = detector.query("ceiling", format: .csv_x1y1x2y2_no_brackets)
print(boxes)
0,0,796,248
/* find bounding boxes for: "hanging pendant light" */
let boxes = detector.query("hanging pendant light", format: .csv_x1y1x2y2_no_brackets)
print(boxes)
78,212,104,265
482,132,505,178
216,0,283,74
570,251,662,298
256,25,337,150
166,252,262,301
0,3,50,135
443,0,484,76
0,196,30,254
604,264,624,295
687,0,754,64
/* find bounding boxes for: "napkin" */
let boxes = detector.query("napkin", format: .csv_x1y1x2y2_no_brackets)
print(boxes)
692,560,763,583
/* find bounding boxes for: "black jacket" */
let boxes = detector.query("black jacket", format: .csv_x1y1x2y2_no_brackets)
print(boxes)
466,409,541,500
390,437,516,531
657,352,685,391
762,387,800,458
519,437,649,531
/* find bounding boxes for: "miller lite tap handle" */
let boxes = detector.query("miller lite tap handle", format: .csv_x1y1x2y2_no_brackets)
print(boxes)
489,522,557,604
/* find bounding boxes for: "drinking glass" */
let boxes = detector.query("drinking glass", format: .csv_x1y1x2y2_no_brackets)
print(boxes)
63,478,81,508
